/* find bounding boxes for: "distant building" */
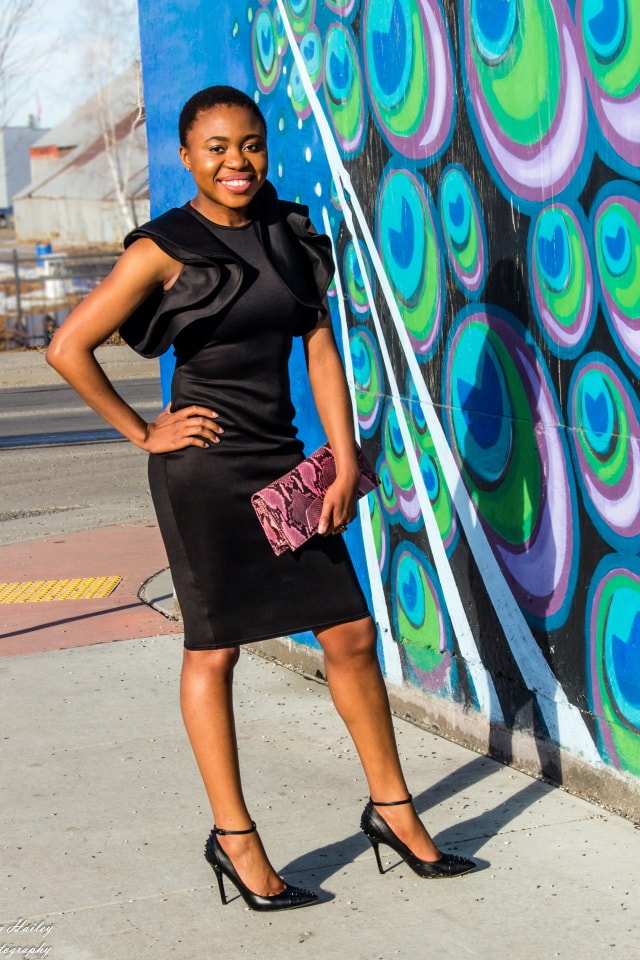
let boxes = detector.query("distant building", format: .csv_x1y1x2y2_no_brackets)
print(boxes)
28,119,81,184
13,65,149,246
0,123,49,218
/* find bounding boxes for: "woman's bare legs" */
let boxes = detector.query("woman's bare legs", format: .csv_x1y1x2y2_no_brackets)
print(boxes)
315,615,442,861
180,646,286,896
181,615,442,896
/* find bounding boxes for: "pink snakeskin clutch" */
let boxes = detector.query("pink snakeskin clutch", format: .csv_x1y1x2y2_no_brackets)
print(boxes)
251,442,380,555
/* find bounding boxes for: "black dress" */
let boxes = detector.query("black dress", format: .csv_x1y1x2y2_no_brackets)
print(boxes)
121,191,369,649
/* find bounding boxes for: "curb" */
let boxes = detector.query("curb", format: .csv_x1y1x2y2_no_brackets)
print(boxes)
138,567,181,621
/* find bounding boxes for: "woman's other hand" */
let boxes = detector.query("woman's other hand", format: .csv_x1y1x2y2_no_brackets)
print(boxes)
143,404,223,453
317,472,359,536
304,316,362,536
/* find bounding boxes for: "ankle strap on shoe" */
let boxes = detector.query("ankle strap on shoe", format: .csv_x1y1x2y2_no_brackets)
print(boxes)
213,820,257,836
370,795,413,806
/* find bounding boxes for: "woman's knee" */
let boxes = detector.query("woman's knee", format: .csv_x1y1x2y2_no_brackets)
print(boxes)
316,616,378,665
182,645,240,678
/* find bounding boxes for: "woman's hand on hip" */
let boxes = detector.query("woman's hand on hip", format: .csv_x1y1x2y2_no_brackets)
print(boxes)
142,404,223,453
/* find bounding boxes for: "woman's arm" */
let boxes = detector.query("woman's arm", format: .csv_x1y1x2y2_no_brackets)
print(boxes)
46,238,222,452
303,314,360,535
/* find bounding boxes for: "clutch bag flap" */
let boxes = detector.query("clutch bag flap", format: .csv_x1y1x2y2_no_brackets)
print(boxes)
251,442,379,555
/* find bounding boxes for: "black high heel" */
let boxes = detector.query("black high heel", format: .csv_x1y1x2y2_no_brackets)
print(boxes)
203,822,318,912
360,797,476,879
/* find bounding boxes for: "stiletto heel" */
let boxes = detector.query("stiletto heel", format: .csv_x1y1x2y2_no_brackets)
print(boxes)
360,796,476,879
210,860,227,905
203,822,318,911
367,835,384,875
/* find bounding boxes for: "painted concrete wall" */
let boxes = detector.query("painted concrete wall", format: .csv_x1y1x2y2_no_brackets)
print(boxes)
137,0,640,807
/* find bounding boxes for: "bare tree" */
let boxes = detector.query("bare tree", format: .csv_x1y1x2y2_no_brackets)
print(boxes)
73,0,144,234
95,62,145,234
0,0,45,124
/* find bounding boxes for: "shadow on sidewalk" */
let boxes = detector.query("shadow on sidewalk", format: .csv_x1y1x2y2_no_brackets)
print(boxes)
0,600,143,640
279,754,554,889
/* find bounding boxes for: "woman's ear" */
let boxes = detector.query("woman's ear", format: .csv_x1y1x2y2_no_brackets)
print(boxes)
179,144,191,171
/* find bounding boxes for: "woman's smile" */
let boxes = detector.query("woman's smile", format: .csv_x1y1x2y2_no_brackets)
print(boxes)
218,175,256,194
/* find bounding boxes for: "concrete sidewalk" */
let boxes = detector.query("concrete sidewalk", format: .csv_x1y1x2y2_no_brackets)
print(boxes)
1,613,638,959
0,344,158,388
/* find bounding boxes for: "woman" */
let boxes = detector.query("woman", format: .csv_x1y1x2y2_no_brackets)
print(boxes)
46,85,475,912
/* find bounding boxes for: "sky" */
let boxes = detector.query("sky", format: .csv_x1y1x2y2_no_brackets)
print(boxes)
7,0,140,130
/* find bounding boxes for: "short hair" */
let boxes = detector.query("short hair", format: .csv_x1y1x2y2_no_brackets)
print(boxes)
179,85,267,146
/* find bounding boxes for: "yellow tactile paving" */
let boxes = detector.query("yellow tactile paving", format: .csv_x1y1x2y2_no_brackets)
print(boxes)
0,576,122,603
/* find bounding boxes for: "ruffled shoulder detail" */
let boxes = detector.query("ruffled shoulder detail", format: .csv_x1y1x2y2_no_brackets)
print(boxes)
123,206,241,263
119,208,243,357
252,183,335,306
252,183,335,335
119,263,242,359
119,183,336,356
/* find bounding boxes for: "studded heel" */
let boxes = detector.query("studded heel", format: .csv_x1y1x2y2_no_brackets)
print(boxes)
360,797,476,879
204,822,318,911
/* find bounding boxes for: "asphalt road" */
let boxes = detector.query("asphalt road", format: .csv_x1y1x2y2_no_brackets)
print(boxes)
0,377,162,441
0,378,162,545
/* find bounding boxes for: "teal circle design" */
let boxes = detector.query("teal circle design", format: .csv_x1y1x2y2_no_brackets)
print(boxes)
362,0,455,161
343,240,374,316
300,27,323,88
604,584,640,731
592,186,640,376
406,373,458,552
439,165,487,298
376,167,443,360
583,0,628,65
448,326,513,488
578,0,640,174
537,210,571,293
379,400,422,528
579,369,615,457
471,0,519,64
326,0,359,14
391,542,453,691
349,326,384,436
274,5,287,51
588,555,640,774
322,22,366,155
601,210,632,277
252,7,281,93
529,203,596,358
289,60,312,119
378,460,397,513
444,306,579,628
283,0,316,36
368,491,390,583
568,355,640,550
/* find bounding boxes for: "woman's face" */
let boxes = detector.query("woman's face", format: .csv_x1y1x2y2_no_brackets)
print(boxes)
180,104,268,225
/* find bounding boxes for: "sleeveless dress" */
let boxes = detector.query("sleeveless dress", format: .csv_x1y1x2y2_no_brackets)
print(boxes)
121,193,369,649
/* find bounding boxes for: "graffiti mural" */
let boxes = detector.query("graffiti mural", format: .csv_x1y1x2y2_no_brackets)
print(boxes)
137,0,640,784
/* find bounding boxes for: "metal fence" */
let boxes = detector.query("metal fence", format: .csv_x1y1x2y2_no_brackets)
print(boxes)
0,250,120,349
